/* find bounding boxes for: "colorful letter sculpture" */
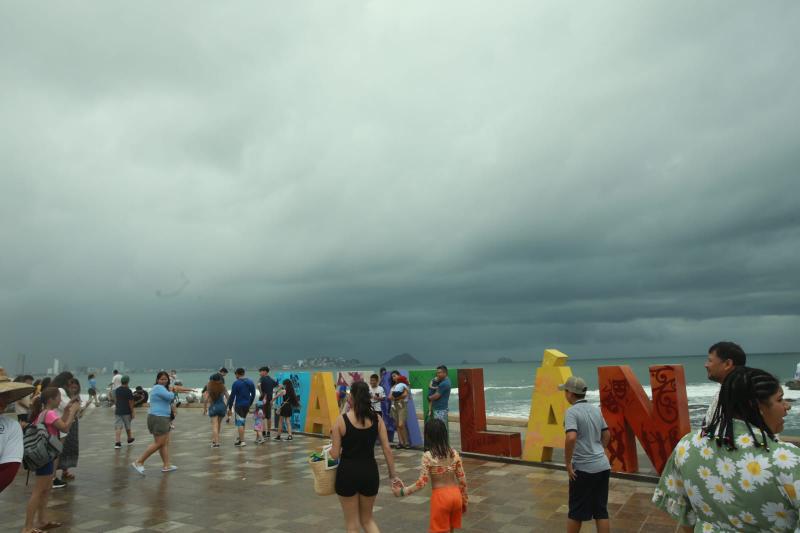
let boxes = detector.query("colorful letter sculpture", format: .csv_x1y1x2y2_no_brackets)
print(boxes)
523,349,573,462
336,370,371,387
457,368,522,457
275,371,311,432
305,372,340,435
598,365,690,474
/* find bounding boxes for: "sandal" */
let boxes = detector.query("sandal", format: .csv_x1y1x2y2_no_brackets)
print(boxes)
38,522,63,530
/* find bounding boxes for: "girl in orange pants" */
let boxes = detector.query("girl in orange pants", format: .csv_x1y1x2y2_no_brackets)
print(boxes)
393,419,468,532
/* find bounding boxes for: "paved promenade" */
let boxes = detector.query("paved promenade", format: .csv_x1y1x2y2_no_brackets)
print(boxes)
2,408,679,532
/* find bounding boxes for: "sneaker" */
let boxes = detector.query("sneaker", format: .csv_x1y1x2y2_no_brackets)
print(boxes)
161,465,178,473
115,442,122,449
234,440,247,447
265,431,271,438
52,478,67,489
127,437,135,445
287,435,293,441
211,442,220,448
256,438,265,444
273,435,281,441
131,462,145,475
262,431,267,438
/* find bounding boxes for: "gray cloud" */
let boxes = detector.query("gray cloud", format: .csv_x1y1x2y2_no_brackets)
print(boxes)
1,2,799,371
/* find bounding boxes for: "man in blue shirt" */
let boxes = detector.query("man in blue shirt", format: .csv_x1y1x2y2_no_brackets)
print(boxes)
227,368,256,447
428,365,451,425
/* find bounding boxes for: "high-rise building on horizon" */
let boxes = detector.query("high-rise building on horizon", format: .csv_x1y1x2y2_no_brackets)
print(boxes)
52,358,60,375
224,358,233,370
112,361,126,373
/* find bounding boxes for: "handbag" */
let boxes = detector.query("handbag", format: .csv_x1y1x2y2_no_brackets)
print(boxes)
309,444,338,496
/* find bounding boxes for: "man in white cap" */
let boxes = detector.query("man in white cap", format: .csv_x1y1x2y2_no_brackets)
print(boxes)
0,368,35,493
559,375,611,533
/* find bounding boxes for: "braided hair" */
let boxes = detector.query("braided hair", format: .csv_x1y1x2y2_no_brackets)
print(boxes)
704,366,780,451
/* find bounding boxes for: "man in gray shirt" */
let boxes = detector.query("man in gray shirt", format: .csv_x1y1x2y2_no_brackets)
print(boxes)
559,376,611,533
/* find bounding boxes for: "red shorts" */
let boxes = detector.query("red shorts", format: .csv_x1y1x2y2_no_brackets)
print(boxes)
429,485,462,532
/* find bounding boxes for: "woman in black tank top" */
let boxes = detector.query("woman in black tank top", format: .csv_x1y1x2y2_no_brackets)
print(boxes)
331,381,400,532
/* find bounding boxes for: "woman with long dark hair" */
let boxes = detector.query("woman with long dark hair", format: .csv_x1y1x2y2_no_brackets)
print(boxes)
330,381,399,533
203,374,229,448
131,371,192,475
273,379,299,441
389,371,411,449
49,371,74,488
23,387,79,532
57,378,86,483
654,367,798,531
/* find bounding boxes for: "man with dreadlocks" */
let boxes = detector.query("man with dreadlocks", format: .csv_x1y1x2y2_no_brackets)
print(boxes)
702,341,746,428
653,366,797,532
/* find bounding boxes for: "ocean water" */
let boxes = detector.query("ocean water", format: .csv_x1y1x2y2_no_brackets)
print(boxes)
71,352,800,435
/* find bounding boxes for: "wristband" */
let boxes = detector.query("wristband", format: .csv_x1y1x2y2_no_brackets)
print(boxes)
400,486,404,496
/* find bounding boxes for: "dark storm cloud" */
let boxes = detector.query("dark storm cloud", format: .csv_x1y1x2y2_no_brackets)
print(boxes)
1,2,799,371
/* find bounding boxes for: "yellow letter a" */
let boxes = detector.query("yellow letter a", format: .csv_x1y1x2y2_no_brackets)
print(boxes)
522,349,572,462
305,371,340,435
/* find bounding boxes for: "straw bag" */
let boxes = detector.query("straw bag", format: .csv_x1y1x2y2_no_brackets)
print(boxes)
309,444,338,496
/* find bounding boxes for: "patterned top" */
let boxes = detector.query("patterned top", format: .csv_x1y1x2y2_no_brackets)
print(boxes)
653,420,800,532
405,449,468,504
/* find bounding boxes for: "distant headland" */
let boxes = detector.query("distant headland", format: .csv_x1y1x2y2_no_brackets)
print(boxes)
381,353,422,367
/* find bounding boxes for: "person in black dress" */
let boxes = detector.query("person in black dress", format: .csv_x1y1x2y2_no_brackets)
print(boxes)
330,381,400,532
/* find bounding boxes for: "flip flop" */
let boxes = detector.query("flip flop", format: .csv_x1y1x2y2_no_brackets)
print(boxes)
39,522,63,529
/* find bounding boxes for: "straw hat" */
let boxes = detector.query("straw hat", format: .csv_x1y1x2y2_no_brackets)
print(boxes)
0,367,35,403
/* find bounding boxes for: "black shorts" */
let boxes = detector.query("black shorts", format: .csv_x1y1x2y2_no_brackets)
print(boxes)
235,405,249,419
335,458,379,497
279,403,292,418
262,403,271,419
568,469,610,521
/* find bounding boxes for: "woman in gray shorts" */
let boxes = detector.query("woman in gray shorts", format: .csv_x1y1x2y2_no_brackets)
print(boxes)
131,372,192,475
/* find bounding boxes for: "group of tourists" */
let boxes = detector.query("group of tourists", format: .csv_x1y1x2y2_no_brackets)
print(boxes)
558,341,800,533
5,342,800,532
360,365,451,450
0,369,94,533
199,366,299,447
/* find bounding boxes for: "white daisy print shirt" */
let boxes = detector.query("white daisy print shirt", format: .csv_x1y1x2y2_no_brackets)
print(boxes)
653,420,800,532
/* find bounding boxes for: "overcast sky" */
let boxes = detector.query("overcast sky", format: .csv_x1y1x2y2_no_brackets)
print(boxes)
1,2,799,371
